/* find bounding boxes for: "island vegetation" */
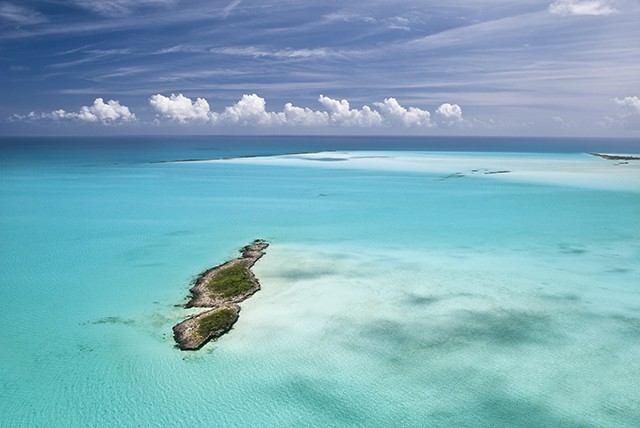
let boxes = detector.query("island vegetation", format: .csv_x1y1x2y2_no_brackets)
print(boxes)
205,260,254,299
173,240,268,350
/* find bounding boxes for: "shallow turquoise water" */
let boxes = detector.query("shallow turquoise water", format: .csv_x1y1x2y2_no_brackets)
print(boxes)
1,137,639,427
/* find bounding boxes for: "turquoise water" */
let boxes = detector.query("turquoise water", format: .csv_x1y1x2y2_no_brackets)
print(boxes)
1,136,639,427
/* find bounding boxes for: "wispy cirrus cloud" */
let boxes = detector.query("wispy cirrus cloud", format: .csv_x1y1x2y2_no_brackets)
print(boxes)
70,0,177,17
0,3,47,25
0,0,249,39
2,1,639,136
154,45,207,55
210,46,336,59
548,0,618,16
49,48,133,69
220,0,242,19
322,12,413,31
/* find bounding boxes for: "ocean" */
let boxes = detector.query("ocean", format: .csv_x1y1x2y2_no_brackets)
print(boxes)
1,135,639,427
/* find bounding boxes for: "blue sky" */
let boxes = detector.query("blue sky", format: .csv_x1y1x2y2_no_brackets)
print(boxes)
1,0,639,136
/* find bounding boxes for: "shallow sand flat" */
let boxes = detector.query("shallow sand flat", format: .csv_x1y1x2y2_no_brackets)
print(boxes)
228,242,640,427
203,151,640,192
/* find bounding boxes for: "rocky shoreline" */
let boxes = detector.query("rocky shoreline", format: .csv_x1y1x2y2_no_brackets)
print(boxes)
172,240,269,350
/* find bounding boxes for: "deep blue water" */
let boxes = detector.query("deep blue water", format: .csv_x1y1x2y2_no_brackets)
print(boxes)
3,135,640,165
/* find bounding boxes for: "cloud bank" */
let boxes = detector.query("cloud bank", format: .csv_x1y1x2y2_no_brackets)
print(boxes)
148,93,462,128
11,94,466,129
13,93,639,133
549,0,618,16
12,98,136,124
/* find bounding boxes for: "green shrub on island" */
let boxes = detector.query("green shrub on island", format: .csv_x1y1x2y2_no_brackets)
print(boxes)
205,260,254,299
196,307,237,339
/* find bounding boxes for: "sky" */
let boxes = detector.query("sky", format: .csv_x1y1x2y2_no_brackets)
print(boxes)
1,0,639,136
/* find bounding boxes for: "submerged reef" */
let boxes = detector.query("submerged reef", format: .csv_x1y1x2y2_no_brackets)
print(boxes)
173,240,269,350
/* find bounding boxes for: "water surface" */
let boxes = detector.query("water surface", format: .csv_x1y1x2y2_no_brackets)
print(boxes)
1,136,639,427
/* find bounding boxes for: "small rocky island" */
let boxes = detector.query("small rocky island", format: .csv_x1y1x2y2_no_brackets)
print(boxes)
173,240,269,350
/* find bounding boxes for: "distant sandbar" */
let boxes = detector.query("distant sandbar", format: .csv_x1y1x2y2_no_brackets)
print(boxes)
590,153,640,161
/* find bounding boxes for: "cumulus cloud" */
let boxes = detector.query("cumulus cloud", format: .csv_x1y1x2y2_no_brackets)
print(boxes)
318,95,383,127
146,93,465,129
374,98,432,127
149,93,213,123
218,94,284,126
613,96,640,113
610,95,640,129
435,103,463,126
82,98,136,123
11,98,135,124
280,103,327,126
549,0,617,16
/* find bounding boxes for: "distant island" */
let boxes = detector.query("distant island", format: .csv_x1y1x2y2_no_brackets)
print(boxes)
173,240,269,350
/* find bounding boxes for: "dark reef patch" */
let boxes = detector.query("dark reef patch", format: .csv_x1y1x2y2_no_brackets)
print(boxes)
404,293,442,306
605,267,632,274
349,308,556,361
439,172,465,181
451,310,553,346
91,316,136,326
558,243,588,255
